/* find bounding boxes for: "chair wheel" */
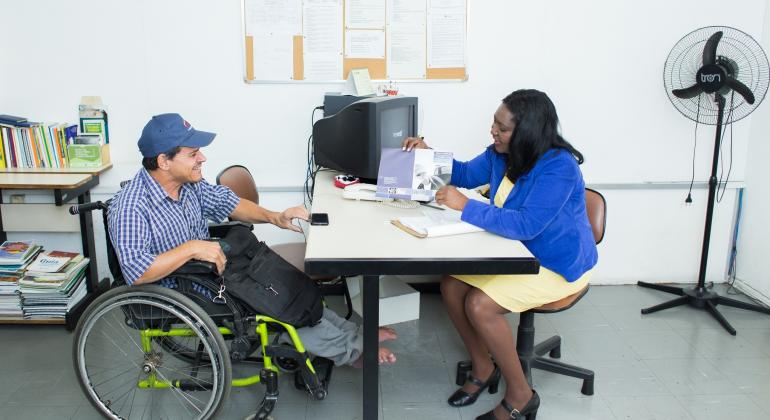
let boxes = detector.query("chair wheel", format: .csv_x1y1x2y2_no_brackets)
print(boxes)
549,347,561,359
313,388,327,400
455,360,472,386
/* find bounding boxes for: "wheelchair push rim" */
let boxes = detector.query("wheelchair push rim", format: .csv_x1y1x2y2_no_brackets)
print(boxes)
73,286,232,420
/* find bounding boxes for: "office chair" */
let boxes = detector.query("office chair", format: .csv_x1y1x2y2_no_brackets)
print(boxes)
457,188,606,396
216,165,353,319
516,188,605,395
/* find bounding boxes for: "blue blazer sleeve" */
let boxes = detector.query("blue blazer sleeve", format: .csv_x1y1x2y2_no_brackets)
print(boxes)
460,155,579,240
451,148,495,189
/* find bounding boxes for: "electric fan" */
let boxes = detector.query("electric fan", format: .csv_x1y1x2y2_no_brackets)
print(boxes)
638,26,770,335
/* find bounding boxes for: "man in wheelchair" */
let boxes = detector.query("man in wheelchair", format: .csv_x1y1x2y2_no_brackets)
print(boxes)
75,113,396,419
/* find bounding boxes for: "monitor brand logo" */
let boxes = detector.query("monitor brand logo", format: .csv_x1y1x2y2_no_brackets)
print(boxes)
701,73,721,83
392,130,403,138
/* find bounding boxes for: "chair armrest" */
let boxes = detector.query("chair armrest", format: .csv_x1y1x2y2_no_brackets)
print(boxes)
172,260,218,275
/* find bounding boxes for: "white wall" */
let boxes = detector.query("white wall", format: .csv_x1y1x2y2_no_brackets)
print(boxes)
736,2,770,303
1,0,767,289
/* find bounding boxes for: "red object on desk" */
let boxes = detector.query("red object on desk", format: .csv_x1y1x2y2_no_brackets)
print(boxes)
334,174,360,189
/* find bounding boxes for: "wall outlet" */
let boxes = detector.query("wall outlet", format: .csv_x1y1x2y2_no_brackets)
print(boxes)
10,194,24,204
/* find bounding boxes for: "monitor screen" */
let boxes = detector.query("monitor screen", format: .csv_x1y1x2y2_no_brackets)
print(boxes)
380,107,411,149
312,96,418,181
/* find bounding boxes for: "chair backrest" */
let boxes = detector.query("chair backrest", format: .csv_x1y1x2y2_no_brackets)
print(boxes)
584,188,606,245
216,165,259,204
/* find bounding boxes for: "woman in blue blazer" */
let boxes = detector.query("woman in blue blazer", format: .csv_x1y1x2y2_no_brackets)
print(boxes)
404,89,597,420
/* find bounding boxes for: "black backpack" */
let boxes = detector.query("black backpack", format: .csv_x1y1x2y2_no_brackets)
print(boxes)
218,224,323,328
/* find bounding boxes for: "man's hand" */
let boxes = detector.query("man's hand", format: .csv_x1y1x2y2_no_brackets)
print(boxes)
187,240,227,274
402,136,429,151
435,186,468,211
274,205,310,232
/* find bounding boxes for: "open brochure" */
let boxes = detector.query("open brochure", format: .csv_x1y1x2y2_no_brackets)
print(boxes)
391,188,488,238
376,148,453,202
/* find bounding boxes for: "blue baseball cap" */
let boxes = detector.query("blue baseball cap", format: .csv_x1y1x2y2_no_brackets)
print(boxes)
138,113,216,157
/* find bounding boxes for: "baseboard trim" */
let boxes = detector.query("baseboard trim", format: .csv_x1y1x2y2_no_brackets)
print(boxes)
732,278,770,307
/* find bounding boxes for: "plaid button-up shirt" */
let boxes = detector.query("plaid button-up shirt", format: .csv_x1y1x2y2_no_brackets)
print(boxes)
107,168,240,294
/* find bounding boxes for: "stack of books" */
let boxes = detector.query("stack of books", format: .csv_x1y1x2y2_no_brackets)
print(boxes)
0,114,77,169
19,250,89,319
0,241,43,318
0,274,22,317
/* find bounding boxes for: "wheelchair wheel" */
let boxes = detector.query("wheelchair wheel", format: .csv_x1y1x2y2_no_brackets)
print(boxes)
73,285,232,420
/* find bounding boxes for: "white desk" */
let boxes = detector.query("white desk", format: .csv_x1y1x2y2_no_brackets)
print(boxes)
304,171,539,420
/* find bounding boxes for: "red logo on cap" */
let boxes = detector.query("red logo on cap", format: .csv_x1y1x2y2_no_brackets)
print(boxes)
183,119,192,130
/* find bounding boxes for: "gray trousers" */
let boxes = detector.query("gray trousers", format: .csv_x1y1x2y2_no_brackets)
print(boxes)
281,308,363,366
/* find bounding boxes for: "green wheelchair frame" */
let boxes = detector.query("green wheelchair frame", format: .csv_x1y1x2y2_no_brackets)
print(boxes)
71,199,331,420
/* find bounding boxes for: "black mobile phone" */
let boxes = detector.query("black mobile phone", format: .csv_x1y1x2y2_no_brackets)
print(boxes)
310,213,329,226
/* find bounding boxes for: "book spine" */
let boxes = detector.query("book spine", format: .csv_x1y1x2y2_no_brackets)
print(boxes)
9,127,19,168
0,127,6,169
19,128,29,167
40,124,53,168
49,124,62,168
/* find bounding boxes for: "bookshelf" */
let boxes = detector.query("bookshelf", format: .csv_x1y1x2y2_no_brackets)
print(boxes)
0,165,111,329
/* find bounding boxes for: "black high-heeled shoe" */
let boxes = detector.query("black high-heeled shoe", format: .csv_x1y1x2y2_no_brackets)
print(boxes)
476,390,540,420
447,364,501,407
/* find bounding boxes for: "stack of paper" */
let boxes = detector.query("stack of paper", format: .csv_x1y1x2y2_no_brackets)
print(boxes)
19,254,89,319
0,241,42,316
0,275,22,317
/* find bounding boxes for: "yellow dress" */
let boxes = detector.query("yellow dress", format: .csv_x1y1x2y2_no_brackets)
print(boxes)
454,176,591,313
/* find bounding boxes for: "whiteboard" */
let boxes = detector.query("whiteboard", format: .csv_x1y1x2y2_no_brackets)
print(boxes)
242,0,469,82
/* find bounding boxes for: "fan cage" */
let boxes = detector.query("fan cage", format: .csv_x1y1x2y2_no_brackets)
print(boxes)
663,25,769,124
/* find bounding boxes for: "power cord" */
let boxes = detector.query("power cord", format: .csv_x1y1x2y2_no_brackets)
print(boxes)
685,96,701,204
716,92,735,203
304,106,324,208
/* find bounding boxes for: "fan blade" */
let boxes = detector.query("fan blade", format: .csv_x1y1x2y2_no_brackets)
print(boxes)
726,76,755,104
672,84,704,99
702,31,723,65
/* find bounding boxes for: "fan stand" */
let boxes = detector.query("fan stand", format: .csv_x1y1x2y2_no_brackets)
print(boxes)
637,95,770,335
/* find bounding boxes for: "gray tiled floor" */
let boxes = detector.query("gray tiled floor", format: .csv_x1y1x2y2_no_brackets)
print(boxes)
1,284,769,420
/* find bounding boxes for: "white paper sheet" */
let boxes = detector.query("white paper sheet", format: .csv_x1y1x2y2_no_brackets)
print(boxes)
427,0,466,68
345,29,385,58
244,0,301,36
345,0,385,29
252,34,294,80
303,0,344,80
386,0,427,79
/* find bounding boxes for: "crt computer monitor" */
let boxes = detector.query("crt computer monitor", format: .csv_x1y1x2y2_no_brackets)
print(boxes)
312,96,418,181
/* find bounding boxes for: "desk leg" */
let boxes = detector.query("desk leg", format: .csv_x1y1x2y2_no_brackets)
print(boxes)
362,274,379,420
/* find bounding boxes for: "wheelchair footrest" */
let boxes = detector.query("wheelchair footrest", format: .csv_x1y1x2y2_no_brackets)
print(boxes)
294,357,333,400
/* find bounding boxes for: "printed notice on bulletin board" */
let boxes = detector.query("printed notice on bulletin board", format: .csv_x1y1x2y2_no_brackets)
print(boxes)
242,0,468,82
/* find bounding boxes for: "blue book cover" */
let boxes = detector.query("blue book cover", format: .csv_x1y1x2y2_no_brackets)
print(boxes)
0,114,27,125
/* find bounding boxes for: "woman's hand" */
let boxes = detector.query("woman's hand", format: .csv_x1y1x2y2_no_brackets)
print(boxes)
275,206,309,232
402,136,429,151
435,186,468,211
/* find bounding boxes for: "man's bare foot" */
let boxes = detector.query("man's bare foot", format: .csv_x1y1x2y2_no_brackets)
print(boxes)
351,347,397,368
378,326,398,342
378,347,397,364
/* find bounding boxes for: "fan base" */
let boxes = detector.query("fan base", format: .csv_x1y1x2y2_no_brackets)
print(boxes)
637,281,770,335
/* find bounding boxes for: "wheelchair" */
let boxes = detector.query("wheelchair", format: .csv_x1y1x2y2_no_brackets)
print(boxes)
70,198,332,420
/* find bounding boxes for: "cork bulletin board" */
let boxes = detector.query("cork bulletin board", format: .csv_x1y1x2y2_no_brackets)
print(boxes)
242,0,468,83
